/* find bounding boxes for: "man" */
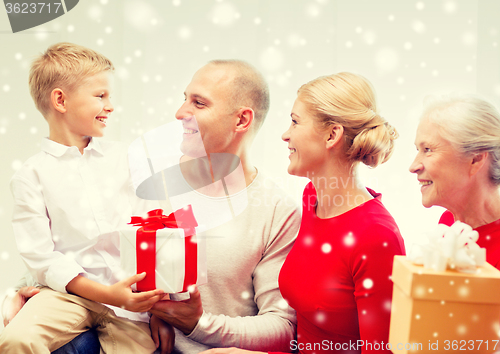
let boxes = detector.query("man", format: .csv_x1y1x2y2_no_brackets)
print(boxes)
3,60,299,353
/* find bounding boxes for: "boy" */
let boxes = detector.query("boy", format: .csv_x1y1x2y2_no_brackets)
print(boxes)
0,43,164,353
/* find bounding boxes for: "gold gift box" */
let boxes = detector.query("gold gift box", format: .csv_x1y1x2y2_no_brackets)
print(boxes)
389,256,500,354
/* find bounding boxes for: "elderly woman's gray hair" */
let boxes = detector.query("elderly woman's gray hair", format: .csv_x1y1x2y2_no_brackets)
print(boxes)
421,94,500,185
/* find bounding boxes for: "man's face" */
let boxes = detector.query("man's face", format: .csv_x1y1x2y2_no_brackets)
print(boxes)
176,64,237,157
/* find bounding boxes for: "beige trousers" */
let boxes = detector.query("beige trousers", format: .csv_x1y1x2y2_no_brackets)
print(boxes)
0,287,157,354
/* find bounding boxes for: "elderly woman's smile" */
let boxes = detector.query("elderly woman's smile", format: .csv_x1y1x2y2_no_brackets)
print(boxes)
410,116,473,210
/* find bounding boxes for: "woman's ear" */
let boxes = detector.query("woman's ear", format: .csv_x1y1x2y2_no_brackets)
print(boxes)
51,88,67,114
470,151,489,176
326,124,344,150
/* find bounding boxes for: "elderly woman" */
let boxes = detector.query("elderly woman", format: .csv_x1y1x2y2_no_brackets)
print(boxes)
409,95,500,267
202,72,405,354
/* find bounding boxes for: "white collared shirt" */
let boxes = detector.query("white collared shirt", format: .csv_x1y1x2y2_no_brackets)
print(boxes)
10,138,148,321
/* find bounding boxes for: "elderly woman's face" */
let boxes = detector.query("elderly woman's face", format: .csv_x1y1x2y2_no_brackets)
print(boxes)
409,117,472,209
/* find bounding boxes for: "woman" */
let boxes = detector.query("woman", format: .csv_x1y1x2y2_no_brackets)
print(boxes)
409,95,500,267
203,72,405,354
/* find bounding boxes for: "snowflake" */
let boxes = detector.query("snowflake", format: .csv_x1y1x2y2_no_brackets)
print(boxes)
105,26,112,34
241,291,250,300
412,21,426,34
363,278,373,289
278,299,289,309
316,312,326,323
124,1,156,32
415,2,425,10
463,32,476,46
287,34,306,48
321,243,332,253
11,160,23,171
116,67,130,80
363,30,376,45
211,3,238,27
306,4,320,17
374,48,399,73
259,47,284,72
3,84,10,92
88,5,102,19
82,255,93,266
178,26,191,39
0,252,9,260
343,232,355,246
458,285,469,297
443,0,457,14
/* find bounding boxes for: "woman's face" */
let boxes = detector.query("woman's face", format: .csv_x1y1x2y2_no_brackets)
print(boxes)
282,97,329,177
409,116,472,209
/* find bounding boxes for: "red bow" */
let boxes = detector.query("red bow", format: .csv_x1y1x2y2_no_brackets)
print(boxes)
128,206,198,292
129,207,197,234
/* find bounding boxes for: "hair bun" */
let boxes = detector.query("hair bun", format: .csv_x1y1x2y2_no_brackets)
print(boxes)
348,115,398,168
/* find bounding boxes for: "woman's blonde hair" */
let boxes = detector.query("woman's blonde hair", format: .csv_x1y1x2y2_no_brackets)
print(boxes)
297,72,398,168
423,94,500,185
29,42,114,116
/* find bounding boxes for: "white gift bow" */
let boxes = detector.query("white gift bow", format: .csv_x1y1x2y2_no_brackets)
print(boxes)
408,221,486,273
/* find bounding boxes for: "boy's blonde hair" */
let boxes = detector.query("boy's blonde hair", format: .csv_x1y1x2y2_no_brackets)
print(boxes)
29,42,114,116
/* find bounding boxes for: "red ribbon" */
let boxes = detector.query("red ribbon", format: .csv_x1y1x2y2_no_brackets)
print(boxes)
128,206,198,292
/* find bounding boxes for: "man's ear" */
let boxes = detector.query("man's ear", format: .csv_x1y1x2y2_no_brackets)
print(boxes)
235,107,254,133
326,124,344,150
470,151,489,176
51,88,67,114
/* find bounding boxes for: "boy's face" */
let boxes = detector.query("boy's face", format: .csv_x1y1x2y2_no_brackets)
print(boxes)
64,71,114,138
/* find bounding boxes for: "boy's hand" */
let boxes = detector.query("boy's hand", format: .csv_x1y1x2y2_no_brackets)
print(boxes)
3,286,40,326
108,272,164,312
150,314,175,354
149,285,203,334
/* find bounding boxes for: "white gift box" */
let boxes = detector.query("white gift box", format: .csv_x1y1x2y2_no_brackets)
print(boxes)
119,215,207,293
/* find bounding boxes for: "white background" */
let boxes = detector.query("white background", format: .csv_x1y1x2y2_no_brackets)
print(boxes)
1,0,499,330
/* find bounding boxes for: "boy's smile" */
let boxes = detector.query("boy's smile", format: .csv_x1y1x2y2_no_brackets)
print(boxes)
63,71,114,142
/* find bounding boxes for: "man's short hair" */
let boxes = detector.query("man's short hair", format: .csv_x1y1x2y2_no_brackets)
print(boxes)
29,42,114,116
208,60,270,132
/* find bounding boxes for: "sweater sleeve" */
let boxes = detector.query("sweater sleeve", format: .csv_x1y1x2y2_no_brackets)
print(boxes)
186,202,299,352
352,224,405,354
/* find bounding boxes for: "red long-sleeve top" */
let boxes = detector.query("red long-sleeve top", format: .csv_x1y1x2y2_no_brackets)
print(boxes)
271,183,405,354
